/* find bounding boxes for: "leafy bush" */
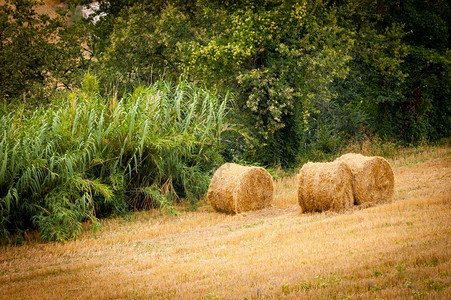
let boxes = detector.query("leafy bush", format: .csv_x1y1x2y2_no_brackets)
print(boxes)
0,75,229,241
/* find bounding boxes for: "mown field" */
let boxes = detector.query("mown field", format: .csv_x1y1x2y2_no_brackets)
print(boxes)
1,146,450,299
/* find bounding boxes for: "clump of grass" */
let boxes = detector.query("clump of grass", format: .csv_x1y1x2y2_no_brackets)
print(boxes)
0,74,229,242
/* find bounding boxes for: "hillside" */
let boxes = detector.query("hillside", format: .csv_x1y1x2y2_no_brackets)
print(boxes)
1,146,450,299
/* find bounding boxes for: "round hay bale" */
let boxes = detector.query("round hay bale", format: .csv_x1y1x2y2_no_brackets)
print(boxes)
207,163,274,214
298,161,354,213
335,153,394,205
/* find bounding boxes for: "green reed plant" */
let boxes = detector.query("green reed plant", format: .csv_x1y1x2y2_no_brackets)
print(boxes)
0,75,229,242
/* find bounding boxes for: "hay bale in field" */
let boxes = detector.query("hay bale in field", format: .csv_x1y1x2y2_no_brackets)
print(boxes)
335,153,394,205
297,161,354,213
207,163,274,214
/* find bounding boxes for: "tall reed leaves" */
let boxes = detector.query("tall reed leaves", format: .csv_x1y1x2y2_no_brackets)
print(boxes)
0,77,228,241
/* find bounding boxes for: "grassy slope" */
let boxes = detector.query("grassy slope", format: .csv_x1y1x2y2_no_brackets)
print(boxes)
0,146,450,299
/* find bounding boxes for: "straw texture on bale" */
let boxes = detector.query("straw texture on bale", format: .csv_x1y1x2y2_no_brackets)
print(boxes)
298,161,354,213
335,153,394,205
207,163,274,214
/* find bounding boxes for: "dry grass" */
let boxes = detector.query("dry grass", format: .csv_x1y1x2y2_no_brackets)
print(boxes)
1,146,450,299
0,0,67,18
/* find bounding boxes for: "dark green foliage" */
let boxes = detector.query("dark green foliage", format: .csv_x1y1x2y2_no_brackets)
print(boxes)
331,0,450,143
99,4,193,88
330,2,408,142
77,0,449,164
0,0,88,103
394,0,451,142
98,1,354,166
0,75,228,241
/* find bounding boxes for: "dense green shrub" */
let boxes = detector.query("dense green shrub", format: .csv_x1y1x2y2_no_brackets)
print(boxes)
0,75,228,241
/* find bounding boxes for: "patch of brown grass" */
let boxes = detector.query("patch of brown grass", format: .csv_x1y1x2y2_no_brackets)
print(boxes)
0,0,68,18
273,173,299,208
1,146,450,299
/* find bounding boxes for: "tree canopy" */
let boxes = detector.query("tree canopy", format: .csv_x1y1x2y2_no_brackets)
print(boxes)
1,0,450,162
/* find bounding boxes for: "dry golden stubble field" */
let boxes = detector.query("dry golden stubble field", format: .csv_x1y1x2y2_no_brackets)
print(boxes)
1,146,450,299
